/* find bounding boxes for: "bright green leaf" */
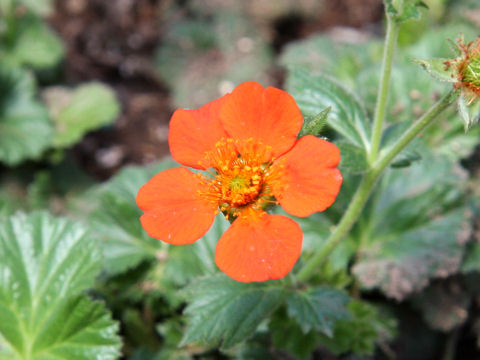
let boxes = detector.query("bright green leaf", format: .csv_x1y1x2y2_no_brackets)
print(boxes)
0,212,121,360
286,287,350,336
286,68,371,151
181,275,285,349
0,65,53,165
414,58,456,82
43,83,120,148
298,107,330,137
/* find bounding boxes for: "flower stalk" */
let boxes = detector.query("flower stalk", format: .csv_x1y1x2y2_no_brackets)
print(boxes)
297,89,458,283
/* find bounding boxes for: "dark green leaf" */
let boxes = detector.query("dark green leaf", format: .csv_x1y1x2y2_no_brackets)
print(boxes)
0,65,53,165
380,122,422,168
414,58,456,83
286,68,371,150
181,275,285,349
352,155,471,300
0,212,121,359
319,300,397,356
286,287,350,336
385,0,428,23
299,107,330,136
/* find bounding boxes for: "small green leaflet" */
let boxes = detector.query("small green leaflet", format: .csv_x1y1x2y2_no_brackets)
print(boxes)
286,286,350,337
298,106,330,137
0,212,121,360
385,0,428,23
458,94,480,132
414,58,456,83
180,275,285,349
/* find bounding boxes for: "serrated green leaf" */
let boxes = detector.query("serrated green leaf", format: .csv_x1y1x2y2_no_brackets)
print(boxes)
0,65,53,165
43,83,120,148
318,300,397,356
286,68,371,151
299,107,330,137
458,94,480,132
414,58,456,82
89,160,177,275
0,212,121,359
385,0,427,23
286,287,350,336
181,275,285,349
352,155,470,300
336,141,369,173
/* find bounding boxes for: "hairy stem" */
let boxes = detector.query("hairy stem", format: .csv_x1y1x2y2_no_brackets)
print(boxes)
297,90,458,283
368,12,399,163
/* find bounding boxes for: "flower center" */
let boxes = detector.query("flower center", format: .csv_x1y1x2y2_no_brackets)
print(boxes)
197,138,280,219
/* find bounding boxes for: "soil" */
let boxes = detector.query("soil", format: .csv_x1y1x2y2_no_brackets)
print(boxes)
49,0,383,180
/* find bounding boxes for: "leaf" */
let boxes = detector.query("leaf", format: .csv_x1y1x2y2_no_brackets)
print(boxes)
380,122,422,168
318,300,397,356
1,16,64,70
89,160,177,275
0,65,53,165
385,0,428,23
0,212,121,359
286,68,371,151
458,94,480,132
298,106,330,137
286,286,350,337
43,83,120,148
414,58,456,83
180,275,285,349
336,141,369,173
352,154,471,300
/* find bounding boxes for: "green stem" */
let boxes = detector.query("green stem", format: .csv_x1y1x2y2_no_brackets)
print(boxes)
297,90,458,283
368,13,399,163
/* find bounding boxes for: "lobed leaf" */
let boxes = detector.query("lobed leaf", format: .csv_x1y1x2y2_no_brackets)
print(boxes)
286,68,371,151
180,275,285,349
286,287,350,336
0,212,121,360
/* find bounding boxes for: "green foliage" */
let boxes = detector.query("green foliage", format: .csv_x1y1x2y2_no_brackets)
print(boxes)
0,15,63,70
43,83,120,148
0,65,52,165
286,69,371,150
180,275,285,349
286,287,350,336
385,0,428,23
0,212,121,359
353,154,470,300
319,300,397,356
414,58,456,83
458,95,480,132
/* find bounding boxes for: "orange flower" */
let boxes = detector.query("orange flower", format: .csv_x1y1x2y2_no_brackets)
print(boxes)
136,82,342,282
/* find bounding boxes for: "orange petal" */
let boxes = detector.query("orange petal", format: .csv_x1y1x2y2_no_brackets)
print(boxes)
136,167,217,245
168,96,229,169
220,82,303,160
215,214,302,282
272,135,342,217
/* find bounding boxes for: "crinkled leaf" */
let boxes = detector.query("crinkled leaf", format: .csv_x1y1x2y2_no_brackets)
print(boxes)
353,155,470,300
411,281,470,332
286,287,350,336
298,107,330,137
458,95,480,132
0,212,121,359
181,275,285,349
0,65,53,165
43,83,120,148
286,68,371,150
385,0,428,23
89,160,177,275
414,58,456,83
318,300,397,356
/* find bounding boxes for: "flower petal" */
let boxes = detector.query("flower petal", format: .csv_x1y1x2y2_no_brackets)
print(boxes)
272,135,342,217
220,81,303,159
215,214,302,282
168,96,229,169
136,167,217,244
